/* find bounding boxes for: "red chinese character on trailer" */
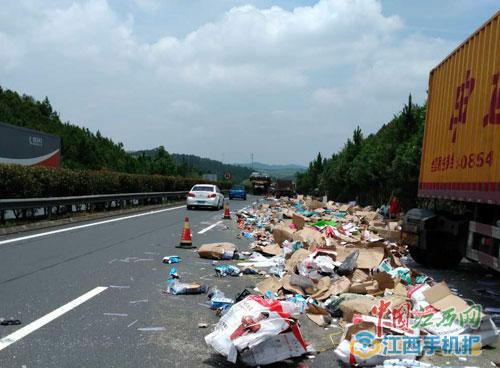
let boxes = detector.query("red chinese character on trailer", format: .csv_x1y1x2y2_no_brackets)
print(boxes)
483,72,500,127
449,70,475,143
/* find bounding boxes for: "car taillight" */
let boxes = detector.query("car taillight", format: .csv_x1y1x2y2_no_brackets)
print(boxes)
188,192,196,197
208,193,216,198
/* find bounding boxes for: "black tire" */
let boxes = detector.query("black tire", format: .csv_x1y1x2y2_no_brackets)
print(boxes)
409,246,430,266
187,205,193,210
243,196,247,200
410,233,463,268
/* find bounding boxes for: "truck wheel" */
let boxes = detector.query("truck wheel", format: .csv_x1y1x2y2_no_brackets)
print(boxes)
409,247,430,266
410,233,463,268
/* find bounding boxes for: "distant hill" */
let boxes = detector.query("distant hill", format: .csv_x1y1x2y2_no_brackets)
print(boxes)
237,162,307,179
130,149,253,183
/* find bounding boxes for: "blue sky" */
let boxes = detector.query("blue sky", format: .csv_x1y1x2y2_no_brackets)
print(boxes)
0,0,498,165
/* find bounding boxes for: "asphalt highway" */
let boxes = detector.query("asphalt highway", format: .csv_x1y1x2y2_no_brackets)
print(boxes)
0,196,498,368
0,197,257,368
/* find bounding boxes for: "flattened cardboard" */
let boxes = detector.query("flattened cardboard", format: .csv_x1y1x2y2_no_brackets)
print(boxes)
327,276,351,297
350,280,379,294
311,276,331,300
388,221,399,231
306,304,332,327
240,330,308,366
339,204,352,212
373,271,397,291
391,282,408,297
340,296,406,322
423,282,472,315
349,269,370,283
256,277,283,294
340,298,377,322
256,243,282,256
336,246,385,269
285,248,311,273
308,199,324,210
282,275,305,295
354,211,379,223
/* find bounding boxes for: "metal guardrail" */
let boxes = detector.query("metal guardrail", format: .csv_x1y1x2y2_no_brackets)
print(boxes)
0,191,189,211
0,190,230,222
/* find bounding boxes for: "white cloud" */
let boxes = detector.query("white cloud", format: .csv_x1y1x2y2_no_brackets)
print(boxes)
313,87,345,105
170,100,201,115
133,0,161,12
0,31,21,71
0,0,454,164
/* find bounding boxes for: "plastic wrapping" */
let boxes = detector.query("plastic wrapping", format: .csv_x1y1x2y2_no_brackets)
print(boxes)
215,265,241,277
208,288,235,310
166,280,207,295
337,250,359,276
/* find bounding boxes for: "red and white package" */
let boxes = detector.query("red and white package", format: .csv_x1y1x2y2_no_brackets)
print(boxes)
205,296,305,363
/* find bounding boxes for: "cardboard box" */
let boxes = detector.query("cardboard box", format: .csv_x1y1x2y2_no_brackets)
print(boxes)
198,242,236,259
255,243,282,256
240,330,308,366
272,224,295,246
423,282,477,315
340,296,406,322
292,227,325,250
292,213,307,230
307,199,324,210
285,248,311,273
256,277,283,294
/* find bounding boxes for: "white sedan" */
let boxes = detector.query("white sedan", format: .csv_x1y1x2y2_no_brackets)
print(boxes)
186,184,224,210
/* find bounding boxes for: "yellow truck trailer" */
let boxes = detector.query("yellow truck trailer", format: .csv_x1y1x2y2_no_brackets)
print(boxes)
402,11,500,270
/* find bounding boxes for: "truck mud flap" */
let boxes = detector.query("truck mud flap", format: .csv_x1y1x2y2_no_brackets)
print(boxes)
466,221,500,272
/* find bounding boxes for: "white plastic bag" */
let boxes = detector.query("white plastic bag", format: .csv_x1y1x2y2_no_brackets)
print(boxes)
205,296,292,362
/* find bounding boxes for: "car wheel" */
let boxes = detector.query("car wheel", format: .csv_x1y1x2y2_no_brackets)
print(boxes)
243,196,247,200
187,205,192,210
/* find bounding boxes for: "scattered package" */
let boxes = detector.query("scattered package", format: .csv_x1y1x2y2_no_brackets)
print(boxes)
162,255,181,264
173,196,499,366
204,295,310,365
198,242,237,260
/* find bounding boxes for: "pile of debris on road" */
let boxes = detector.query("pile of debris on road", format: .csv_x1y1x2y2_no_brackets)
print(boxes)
179,196,499,366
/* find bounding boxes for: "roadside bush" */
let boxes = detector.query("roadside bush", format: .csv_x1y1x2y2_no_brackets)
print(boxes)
0,164,230,198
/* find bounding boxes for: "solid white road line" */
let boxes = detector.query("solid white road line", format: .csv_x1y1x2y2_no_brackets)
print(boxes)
0,286,108,351
0,205,186,246
198,220,223,234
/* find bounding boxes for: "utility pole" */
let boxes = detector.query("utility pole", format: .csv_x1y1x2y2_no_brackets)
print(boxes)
251,153,254,170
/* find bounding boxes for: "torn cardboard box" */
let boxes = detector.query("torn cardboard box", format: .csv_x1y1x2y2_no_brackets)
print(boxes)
285,248,311,273
256,277,283,294
197,242,236,260
292,227,325,250
336,246,385,269
292,213,308,230
272,224,295,246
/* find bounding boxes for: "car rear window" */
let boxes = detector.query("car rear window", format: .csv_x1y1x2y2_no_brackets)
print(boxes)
232,186,244,190
192,185,214,192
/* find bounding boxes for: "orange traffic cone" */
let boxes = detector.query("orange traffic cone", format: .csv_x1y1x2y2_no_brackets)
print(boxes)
223,201,231,220
177,217,193,248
